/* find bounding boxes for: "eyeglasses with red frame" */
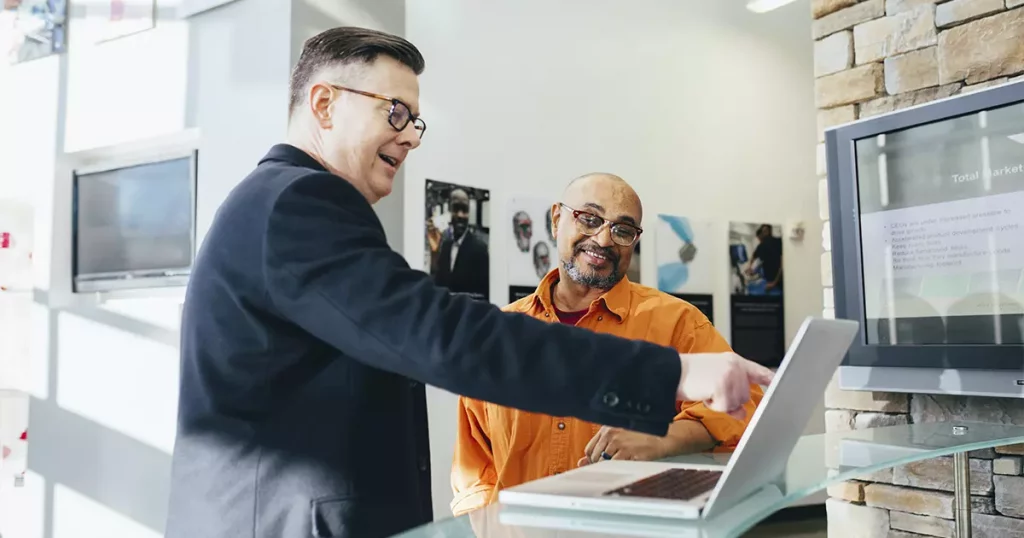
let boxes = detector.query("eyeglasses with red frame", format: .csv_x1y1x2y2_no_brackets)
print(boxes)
559,203,642,247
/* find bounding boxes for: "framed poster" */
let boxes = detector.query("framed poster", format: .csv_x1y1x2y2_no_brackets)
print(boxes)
656,214,715,322
176,0,239,18
507,197,555,298
103,0,155,42
2,0,67,64
425,179,490,302
729,222,785,367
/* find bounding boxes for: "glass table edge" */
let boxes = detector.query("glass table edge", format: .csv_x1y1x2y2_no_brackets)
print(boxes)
397,423,1024,538
706,426,1024,538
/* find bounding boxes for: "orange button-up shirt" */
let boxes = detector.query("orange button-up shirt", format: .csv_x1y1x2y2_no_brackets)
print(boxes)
450,270,764,516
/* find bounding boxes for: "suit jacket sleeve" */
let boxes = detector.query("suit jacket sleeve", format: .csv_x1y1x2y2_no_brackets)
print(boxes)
671,316,764,450
262,172,682,434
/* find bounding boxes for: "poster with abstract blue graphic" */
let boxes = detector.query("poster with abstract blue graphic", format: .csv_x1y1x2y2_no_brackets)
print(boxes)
656,215,714,294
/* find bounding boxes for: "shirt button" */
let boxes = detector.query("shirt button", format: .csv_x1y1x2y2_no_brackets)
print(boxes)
409,381,420,389
418,457,428,472
557,422,566,430
545,313,550,317
598,316,603,321
603,393,620,407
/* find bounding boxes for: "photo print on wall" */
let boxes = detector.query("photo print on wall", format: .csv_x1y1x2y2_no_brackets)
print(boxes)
655,214,715,322
507,197,555,303
2,0,67,64
728,222,783,297
87,0,156,44
425,179,490,302
728,221,785,367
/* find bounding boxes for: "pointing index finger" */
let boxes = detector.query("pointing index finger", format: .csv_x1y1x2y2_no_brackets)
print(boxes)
744,361,775,386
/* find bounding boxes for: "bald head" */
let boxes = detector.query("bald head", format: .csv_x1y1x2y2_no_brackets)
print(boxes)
562,173,643,226
553,172,643,290
450,188,469,203
449,188,471,237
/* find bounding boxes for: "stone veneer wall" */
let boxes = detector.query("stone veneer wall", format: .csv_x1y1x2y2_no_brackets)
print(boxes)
810,0,1024,537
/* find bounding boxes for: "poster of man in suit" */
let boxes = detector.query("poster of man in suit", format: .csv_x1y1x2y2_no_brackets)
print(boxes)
425,179,490,301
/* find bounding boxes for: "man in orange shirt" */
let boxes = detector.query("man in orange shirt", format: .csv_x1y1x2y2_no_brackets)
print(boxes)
450,173,765,516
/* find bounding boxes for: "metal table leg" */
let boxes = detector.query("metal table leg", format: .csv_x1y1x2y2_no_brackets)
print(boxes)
954,451,971,537
952,424,972,538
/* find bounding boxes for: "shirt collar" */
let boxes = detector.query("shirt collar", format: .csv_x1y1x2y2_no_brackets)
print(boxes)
529,269,632,322
259,143,329,172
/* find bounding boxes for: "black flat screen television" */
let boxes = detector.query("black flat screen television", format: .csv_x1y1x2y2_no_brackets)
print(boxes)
72,150,198,293
825,80,1024,397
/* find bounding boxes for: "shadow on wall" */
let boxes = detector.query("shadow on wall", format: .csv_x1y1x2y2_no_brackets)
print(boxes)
28,290,175,537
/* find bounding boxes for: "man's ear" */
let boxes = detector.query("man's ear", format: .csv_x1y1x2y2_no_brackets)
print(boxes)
308,83,335,128
549,203,561,235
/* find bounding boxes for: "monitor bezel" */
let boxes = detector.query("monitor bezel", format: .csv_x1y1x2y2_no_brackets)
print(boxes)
826,79,1024,371
71,148,199,293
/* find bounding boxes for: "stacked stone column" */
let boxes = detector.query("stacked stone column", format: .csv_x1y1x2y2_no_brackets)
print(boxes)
811,0,1024,536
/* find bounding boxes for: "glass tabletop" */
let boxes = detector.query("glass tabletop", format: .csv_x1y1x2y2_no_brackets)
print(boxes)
395,421,1024,538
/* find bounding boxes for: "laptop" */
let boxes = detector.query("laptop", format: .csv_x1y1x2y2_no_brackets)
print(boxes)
497,485,785,538
498,316,860,520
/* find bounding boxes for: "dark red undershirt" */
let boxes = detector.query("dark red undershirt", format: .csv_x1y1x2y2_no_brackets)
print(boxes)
554,307,587,326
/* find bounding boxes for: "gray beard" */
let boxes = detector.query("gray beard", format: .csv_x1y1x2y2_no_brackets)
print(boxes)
563,256,622,290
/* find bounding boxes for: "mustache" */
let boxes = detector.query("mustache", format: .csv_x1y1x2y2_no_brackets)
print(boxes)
573,241,618,263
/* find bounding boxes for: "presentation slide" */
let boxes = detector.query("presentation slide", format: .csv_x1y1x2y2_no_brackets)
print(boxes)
855,102,1024,345
860,189,1024,314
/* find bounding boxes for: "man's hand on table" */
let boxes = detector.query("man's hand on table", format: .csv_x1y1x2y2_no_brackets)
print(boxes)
578,421,717,467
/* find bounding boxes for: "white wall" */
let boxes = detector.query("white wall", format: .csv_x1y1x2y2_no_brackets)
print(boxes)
289,0,407,251
1,0,293,536
2,0,825,533
189,0,293,246
0,45,61,538
404,0,822,518
2,0,413,535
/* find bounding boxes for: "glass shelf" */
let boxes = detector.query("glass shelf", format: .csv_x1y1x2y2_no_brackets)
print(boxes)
395,421,1024,538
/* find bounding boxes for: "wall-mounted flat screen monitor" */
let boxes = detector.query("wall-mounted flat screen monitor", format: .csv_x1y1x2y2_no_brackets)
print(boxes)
72,150,197,293
826,80,1024,397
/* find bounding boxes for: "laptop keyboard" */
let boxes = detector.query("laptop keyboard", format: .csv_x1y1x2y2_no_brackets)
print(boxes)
603,468,723,501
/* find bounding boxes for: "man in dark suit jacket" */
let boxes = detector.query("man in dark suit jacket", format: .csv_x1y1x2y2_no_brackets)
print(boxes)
165,27,773,538
428,189,489,299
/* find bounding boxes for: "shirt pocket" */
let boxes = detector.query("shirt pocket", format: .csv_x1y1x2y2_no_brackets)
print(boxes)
483,403,545,458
